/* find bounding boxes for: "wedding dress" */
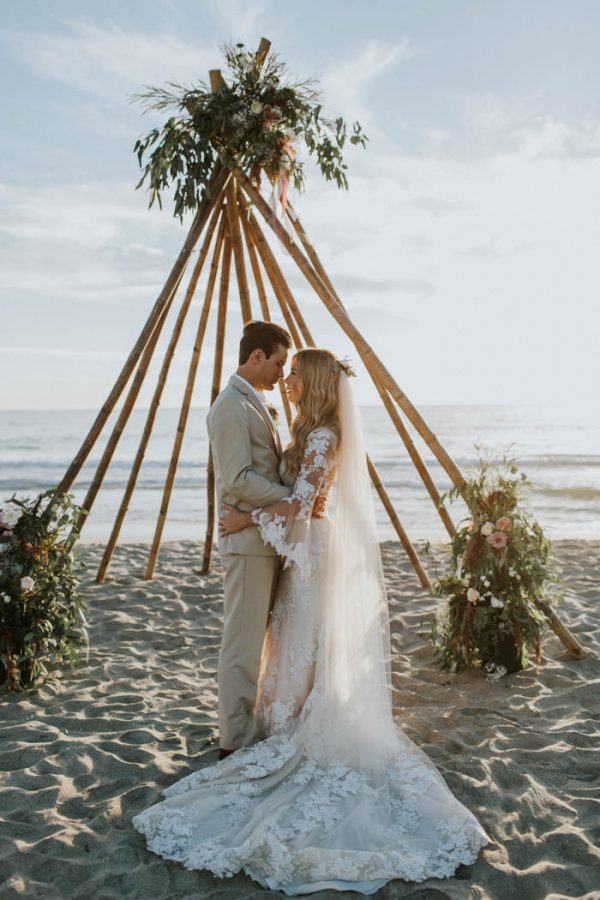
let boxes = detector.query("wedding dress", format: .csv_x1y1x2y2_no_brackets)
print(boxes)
132,374,489,894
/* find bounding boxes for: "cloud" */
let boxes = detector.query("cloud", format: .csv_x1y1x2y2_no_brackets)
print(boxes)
322,39,415,123
327,272,417,295
341,305,415,329
431,90,600,163
0,346,124,359
3,21,219,99
458,239,502,260
408,196,470,216
0,180,187,298
213,0,270,41
518,117,600,161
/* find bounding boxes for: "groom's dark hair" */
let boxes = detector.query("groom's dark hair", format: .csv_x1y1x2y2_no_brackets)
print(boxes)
239,321,292,364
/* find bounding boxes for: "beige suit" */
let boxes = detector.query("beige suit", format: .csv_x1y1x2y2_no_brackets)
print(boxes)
207,374,291,749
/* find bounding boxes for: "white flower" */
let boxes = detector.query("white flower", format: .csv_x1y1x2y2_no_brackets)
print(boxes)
484,579,491,587
240,52,254,72
467,587,480,604
480,522,494,536
20,576,35,592
250,99,263,114
1,592,10,604
0,505,21,528
484,662,507,683
490,595,505,608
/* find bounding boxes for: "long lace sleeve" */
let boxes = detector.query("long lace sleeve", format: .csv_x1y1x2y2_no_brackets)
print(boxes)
251,427,336,575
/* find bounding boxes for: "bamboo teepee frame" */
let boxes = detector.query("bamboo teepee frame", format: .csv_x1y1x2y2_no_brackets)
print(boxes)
58,38,585,660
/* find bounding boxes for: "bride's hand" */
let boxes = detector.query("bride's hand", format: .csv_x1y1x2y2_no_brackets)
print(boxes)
219,504,252,535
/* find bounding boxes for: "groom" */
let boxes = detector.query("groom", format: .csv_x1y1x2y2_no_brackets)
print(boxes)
207,320,292,758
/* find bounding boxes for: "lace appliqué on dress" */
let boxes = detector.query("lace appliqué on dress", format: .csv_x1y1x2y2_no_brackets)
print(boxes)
251,427,336,578
132,731,488,890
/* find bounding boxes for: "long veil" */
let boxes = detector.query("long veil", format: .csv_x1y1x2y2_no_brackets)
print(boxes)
300,372,399,768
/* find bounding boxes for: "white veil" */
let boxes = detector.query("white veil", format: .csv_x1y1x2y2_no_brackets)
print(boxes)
299,372,399,769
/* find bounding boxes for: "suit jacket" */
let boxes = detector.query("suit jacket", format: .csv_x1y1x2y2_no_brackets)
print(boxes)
207,374,291,556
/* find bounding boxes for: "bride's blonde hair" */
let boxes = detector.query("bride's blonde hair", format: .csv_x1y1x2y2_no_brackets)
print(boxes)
282,349,342,479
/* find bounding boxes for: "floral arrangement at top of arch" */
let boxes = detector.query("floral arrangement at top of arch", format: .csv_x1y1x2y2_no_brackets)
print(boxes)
431,453,563,680
133,41,368,220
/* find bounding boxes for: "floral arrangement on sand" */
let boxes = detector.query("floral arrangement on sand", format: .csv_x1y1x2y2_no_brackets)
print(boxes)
0,491,88,691
431,454,563,679
133,41,368,219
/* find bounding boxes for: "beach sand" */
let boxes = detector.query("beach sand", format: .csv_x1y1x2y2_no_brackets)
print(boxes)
1,539,599,899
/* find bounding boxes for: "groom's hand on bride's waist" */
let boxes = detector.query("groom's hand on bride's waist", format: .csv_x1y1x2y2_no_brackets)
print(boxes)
219,503,253,535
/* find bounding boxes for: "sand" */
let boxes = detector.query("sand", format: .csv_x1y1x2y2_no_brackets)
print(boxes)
1,539,599,900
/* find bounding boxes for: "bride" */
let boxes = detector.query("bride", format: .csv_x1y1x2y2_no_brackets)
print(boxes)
132,348,489,894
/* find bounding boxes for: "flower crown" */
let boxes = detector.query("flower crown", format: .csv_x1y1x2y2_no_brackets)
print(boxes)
333,356,356,378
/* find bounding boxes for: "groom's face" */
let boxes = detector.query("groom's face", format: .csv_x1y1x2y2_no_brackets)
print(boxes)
256,343,289,391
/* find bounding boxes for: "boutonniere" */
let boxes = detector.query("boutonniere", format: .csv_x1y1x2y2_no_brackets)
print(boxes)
267,403,279,424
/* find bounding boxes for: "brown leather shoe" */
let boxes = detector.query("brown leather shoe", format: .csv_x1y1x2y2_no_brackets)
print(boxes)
218,747,234,760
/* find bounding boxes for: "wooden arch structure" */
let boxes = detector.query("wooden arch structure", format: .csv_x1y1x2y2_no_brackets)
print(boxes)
57,38,584,659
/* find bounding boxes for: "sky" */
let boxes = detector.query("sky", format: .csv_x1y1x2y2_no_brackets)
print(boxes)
1,0,600,411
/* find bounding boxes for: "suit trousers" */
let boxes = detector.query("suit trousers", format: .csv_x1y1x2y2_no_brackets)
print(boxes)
218,553,281,750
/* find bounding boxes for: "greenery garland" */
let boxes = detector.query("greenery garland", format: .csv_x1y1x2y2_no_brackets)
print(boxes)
133,42,368,219
0,491,88,691
431,455,563,678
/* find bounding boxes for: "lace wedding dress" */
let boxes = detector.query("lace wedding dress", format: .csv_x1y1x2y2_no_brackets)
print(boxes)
132,376,489,894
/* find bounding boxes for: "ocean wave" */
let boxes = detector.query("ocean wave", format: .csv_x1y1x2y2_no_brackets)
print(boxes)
531,485,600,500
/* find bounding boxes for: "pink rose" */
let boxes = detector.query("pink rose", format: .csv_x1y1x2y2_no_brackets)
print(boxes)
487,531,508,549
20,576,35,592
496,517,511,531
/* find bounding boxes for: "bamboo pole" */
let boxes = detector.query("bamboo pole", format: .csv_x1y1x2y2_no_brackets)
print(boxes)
238,192,311,345
375,384,456,538
202,235,233,572
367,459,430,588
82,200,224,545
70,286,176,541
209,70,225,92
145,213,229,580
202,446,217,573
242,210,302,348
57,164,228,497
96,203,226,582
243,199,430,582
239,174,465,490
226,178,252,323
239,207,293,426
533,598,587,659
256,37,271,65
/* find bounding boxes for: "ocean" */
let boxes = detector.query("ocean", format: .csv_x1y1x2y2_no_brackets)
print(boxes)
1,404,598,545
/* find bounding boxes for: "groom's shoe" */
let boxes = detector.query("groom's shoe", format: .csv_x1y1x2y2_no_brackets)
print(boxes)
218,747,234,760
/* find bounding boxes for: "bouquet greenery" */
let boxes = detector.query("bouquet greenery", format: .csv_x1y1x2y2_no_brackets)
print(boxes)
133,41,367,219
431,455,562,678
0,491,88,691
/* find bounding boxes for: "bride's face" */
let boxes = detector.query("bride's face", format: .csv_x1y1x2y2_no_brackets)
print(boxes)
285,358,300,405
